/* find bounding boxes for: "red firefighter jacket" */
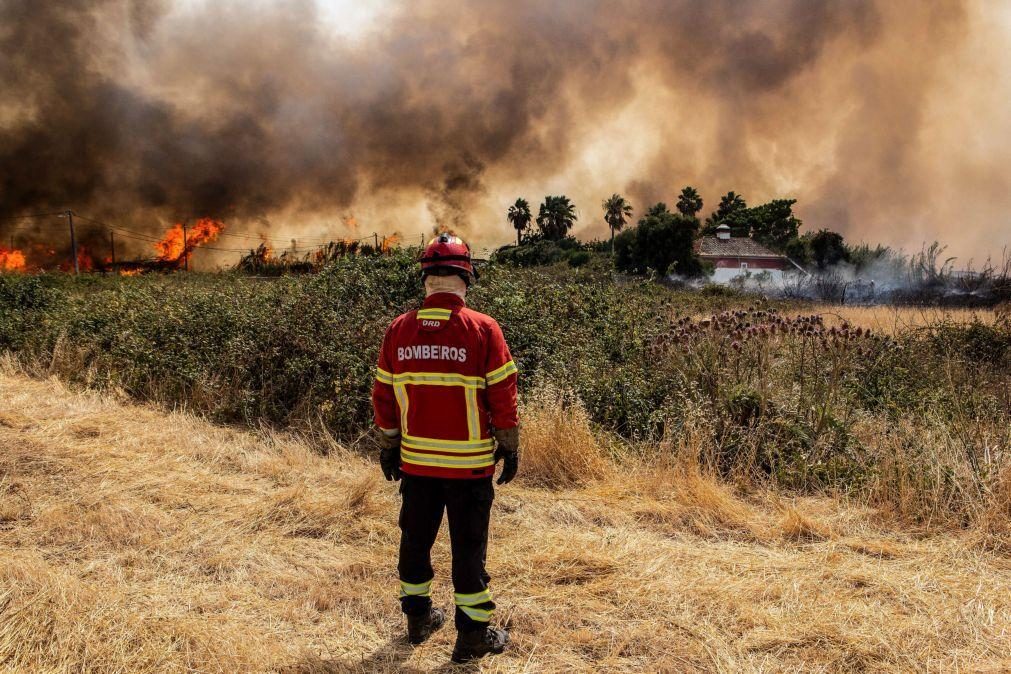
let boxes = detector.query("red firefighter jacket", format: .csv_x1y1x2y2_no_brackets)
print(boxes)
372,292,519,479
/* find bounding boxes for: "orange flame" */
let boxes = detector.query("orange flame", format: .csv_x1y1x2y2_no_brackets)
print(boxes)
154,218,224,266
381,233,401,252
0,247,27,272
78,246,94,272
258,235,275,260
58,245,94,272
119,268,142,277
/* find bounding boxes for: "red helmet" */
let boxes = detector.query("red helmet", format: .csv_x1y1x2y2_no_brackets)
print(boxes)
420,233,475,279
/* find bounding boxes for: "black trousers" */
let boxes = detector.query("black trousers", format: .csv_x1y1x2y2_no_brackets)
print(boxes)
398,474,495,632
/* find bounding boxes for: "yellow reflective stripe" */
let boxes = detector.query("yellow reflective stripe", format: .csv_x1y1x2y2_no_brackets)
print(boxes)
465,387,480,441
401,442,494,456
458,605,493,622
392,372,486,389
454,589,493,606
417,308,452,320
400,449,495,469
402,434,494,451
393,383,409,431
376,367,394,384
485,360,518,385
400,578,433,597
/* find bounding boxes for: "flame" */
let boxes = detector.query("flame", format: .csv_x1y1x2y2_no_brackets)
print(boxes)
381,233,401,252
78,246,94,272
258,235,275,260
0,247,27,272
344,215,359,231
119,268,142,277
154,218,224,266
58,245,94,272
30,243,57,258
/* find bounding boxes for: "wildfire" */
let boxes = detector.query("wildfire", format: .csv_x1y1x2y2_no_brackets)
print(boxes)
0,247,27,272
58,245,94,273
119,268,142,277
78,246,94,272
154,218,224,266
258,236,275,260
381,233,401,252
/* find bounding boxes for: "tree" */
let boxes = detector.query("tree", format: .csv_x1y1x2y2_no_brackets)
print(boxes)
614,203,703,277
847,243,896,274
809,229,848,270
749,199,802,252
536,195,577,241
703,191,748,234
506,198,532,246
676,186,704,218
602,193,633,250
784,235,813,268
646,201,670,217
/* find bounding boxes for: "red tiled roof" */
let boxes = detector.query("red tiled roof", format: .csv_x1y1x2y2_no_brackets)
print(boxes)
698,236,784,259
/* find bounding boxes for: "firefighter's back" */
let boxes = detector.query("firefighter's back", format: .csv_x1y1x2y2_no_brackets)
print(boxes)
376,296,516,480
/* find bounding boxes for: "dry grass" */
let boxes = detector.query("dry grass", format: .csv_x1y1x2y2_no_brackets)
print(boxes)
2,373,1011,672
517,384,612,488
809,305,1000,334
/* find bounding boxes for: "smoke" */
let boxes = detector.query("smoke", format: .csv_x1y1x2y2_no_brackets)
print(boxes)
0,0,1007,262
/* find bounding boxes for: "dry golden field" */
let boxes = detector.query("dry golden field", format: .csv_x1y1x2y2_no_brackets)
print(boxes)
810,306,1005,335
2,369,1011,673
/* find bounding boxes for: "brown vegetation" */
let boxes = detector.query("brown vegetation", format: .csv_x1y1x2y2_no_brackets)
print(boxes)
2,370,1010,672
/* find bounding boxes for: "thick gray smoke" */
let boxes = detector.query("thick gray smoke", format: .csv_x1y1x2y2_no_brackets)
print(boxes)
0,0,1007,262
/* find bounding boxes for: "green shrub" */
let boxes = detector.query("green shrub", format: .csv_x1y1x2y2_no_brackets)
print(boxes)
2,261,1008,502
613,205,704,277
494,236,586,267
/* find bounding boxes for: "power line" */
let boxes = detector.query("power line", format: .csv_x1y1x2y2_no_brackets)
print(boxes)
214,230,364,244
8,210,445,251
0,212,66,222
73,212,377,248
8,209,418,270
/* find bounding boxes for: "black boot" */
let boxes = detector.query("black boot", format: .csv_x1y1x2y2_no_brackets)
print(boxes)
407,606,445,645
451,626,509,663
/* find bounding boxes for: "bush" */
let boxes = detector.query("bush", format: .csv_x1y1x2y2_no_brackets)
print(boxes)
494,236,587,268
2,262,1009,511
613,206,704,277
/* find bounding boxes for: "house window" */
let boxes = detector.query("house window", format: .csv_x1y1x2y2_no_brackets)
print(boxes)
740,261,748,269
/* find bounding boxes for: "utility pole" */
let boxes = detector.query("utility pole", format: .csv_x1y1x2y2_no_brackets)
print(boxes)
109,231,116,268
67,210,79,275
182,221,188,272
374,232,379,250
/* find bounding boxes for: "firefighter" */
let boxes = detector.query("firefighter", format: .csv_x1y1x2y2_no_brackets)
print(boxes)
371,233,519,663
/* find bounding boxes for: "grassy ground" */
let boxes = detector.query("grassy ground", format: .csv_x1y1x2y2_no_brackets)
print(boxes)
803,305,1005,334
3,369,1010,673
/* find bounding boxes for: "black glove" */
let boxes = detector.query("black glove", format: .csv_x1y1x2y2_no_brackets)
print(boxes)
377,431,402,482
493,426,519,485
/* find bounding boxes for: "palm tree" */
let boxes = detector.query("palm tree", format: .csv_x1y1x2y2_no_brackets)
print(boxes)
602,193,633,250
506,198,532,246
704,191,748,233
536,195,577,241
676,186,703,218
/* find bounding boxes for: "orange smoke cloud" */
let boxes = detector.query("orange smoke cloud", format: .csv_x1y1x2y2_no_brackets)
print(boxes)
0,1,1008,260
